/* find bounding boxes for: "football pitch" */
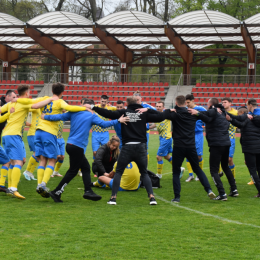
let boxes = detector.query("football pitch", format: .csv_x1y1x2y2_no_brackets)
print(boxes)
1,132,260,260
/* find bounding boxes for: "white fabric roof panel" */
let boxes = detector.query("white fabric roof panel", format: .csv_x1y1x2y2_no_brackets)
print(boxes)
245,14,260,48
168,10,243,49
0,12,34,49
28,11,100,49
97,11,166,49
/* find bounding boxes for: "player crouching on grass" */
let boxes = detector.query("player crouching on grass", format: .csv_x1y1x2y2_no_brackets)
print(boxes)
225,101,260,198
92,136,120,183
92,136,141,191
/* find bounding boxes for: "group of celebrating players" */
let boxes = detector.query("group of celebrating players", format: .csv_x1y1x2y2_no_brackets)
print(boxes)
0,82,259,205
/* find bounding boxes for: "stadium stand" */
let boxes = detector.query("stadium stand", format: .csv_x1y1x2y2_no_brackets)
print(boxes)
63,81,169,106
192,82,259,107
0,80,44,98
0,80,169,106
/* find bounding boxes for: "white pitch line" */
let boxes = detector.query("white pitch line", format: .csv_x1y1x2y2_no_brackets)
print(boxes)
154,194,260,229
162,164,247,176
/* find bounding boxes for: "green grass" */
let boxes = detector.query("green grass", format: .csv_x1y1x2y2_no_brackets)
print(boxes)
1,132,260,259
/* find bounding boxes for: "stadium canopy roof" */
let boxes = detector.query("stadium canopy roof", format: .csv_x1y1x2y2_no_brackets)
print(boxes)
0,9,260,81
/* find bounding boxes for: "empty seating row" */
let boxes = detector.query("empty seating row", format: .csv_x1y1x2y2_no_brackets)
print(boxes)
195,93,251,98
0,90,37,95
192,87,260,93
0,80,44,84
0,85,35,90
196,83,260,88
63,90,165,97
68,81,169,87
65,86,165,92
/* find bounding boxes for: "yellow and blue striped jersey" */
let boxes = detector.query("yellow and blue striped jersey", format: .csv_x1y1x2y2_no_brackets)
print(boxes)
92,104,117,133
27,108,41,136
1,102,31,137
228,108,238,139
17,97,86,136
113,161,140,190
156,119,172,139
57,121,64,139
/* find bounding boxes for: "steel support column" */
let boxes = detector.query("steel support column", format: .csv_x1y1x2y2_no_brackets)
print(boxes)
0,45,19,80
93,26,133,82
24,27,76,83
165,25,193,85
241,23,256,84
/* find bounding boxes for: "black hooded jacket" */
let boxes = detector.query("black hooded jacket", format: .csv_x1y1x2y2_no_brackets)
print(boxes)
229,113,260,154
162,106,202,147
198,104,231,147
92,104,165,145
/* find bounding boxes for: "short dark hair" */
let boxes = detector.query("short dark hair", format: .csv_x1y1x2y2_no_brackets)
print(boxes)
222,97,232,103
116,100,124,105
101,95,108,100
156,101,165,106
17,85,30,96
248,98,257,106
186,94,194,101
210,98,219,106
82,98,94,105
126,96,137,105
6,90,15,96
238,106,248,114
52,83,65,95
176,95,186,106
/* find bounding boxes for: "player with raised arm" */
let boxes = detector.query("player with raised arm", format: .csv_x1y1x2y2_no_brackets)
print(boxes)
149,101,185,179
1,85,54,199
222,97,238,179
91,95,117,160
16,83,88,198
40,98,129,203
133,91,156,164
185,94,206,182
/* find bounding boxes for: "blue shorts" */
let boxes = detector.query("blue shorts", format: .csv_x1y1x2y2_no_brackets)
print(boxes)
27,135,35,152
109,179,141,191
229,138,236,158
92,131,109,152
0,146,10,164
146,132,149,149
34,129,58,159
195,132,204,156
157,137,173,157
57,138,65,156
2,135,26,161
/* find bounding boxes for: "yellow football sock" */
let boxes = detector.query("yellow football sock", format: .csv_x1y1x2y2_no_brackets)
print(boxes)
26,155,39,173
94,180,104,187
11,165,22,189
218,165,222,173
199,159,204,170
168,156,172,164
37,166,45,184
229,165,236,179
147,154,149,164
7,166,13,188
187,161,193,174
42,166,54,184
0,166,8,186
157,161,164,175
54,160,63,172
